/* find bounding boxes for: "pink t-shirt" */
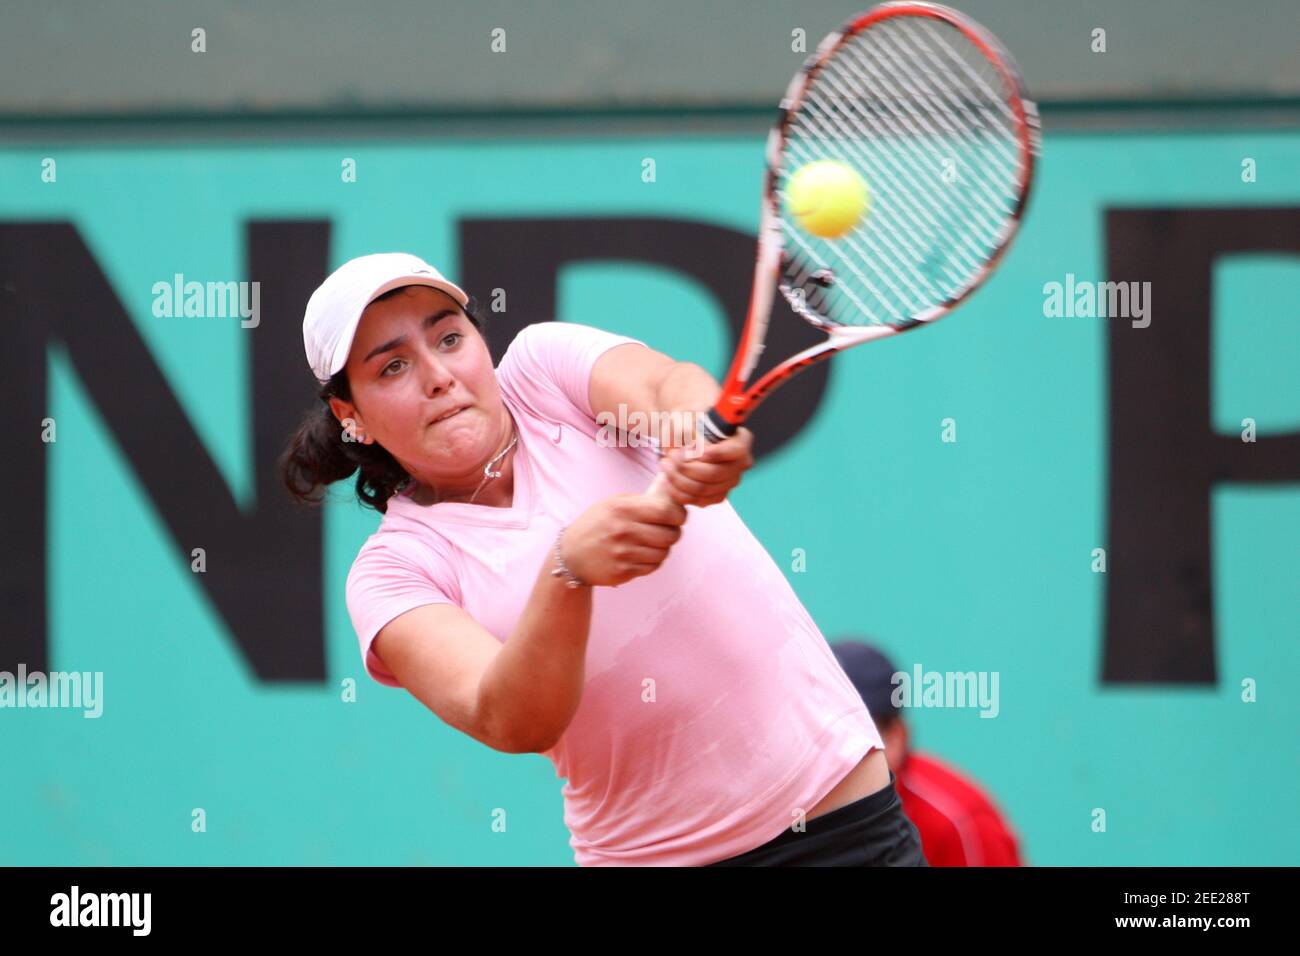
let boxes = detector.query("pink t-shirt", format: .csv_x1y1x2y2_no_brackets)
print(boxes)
345,320,883,866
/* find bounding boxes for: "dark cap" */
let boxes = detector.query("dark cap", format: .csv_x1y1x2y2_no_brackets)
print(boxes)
830,639,902,725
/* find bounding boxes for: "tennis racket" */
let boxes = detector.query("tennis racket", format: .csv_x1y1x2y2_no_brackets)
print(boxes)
648,1,1039,498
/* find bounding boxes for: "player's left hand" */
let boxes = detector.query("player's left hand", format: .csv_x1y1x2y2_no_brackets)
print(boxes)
655,427,754,508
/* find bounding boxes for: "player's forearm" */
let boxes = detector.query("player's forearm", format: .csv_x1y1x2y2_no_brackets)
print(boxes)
652,361,723,447
477,554,593,753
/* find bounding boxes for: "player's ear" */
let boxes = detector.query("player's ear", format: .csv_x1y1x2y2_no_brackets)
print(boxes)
326,395,352,424
328,396,371,444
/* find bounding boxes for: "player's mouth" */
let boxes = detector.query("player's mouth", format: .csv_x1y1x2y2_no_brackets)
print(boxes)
429,404,470,426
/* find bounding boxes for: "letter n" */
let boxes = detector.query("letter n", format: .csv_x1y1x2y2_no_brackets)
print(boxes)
0,221,332,680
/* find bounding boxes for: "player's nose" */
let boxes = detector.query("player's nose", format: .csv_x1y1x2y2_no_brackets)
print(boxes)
415,345,455,395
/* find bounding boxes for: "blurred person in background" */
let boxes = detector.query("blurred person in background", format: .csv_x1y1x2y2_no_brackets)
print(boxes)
832,639,1025,866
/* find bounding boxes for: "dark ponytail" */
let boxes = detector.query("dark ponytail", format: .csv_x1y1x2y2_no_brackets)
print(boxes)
279,289,486,514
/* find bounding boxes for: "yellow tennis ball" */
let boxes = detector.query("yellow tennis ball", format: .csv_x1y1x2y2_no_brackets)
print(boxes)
784,160,870,238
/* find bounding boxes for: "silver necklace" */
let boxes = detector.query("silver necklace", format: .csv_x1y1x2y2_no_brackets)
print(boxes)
419,421,518,506
466,428,518,504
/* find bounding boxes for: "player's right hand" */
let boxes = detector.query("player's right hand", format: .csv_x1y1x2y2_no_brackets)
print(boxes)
559,494,688,587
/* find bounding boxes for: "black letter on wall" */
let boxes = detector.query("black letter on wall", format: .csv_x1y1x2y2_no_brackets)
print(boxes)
1103,208,1300,683
0,221,330,680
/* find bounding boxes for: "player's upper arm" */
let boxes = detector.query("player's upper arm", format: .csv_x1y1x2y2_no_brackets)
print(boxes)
372,604,536,754
502,321,659,421
587,339,676,424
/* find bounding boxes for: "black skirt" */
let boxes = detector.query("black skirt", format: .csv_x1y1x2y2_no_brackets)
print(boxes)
704,771,929,866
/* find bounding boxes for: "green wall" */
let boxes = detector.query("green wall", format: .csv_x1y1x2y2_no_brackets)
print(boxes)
2,128,1297,864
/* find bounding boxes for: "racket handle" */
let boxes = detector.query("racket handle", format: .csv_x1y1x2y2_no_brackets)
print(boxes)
645,407,738,501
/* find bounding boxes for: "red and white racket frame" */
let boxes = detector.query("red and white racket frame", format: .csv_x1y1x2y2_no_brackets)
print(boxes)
698,0,1041,444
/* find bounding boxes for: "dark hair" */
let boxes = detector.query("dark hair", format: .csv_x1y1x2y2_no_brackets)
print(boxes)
279,287,487,514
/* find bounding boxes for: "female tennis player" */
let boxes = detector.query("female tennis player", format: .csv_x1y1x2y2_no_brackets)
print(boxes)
281,252,927,866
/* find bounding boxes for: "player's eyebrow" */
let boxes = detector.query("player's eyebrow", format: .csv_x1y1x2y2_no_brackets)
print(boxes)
364,308,460,363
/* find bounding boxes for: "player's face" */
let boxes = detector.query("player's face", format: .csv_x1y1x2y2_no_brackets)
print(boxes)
333,286,506,486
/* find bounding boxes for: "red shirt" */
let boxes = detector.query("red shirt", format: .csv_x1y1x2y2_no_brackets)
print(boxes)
895,751,1025,866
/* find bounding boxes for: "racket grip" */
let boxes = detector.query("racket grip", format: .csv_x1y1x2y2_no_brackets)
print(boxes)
645,407,738,501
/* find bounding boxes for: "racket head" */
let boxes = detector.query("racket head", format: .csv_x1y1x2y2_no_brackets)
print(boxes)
777,2,1040,330
719,1,1040,424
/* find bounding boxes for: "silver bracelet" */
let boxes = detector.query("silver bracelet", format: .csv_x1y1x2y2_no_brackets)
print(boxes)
550,528,589,589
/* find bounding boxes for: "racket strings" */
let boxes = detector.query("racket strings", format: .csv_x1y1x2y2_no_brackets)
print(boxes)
829,44,1010,237
778,14,1028,329
786,106,975,308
